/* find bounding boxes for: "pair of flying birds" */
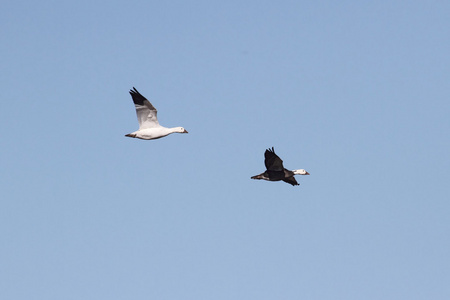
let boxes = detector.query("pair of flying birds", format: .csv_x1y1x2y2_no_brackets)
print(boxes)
126,87,310,186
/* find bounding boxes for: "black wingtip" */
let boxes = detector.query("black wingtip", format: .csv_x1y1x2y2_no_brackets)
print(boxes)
129,87,149,105
266,147,275,154
129,87,139,95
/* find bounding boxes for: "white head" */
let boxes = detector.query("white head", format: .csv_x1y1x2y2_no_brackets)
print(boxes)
293,169,310,175
175,127,188,133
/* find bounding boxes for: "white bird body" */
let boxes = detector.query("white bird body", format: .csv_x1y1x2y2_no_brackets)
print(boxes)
125,87,188,140
126,126,187,140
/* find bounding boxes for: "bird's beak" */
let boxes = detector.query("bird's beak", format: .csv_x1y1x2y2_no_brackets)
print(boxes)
305,172,310,175
183,129,188,133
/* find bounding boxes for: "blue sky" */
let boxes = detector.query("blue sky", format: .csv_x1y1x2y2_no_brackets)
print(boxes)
1,0,450,299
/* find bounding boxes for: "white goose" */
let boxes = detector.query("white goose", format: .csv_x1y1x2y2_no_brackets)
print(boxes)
125,87,188,140
251,147,310,186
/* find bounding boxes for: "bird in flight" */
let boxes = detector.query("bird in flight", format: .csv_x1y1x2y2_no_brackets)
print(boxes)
125,87,188,140
251,147,310,186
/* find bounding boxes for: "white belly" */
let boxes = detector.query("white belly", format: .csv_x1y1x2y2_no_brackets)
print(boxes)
135,127,171,140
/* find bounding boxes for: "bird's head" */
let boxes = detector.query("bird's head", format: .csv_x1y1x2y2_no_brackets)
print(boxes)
293,169,310,175
177,127,188,133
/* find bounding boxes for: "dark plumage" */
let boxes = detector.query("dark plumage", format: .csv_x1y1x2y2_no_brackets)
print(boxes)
251,147,310,186
129,87,157,110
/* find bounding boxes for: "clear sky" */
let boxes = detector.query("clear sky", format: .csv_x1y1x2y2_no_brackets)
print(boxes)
1,0,450,299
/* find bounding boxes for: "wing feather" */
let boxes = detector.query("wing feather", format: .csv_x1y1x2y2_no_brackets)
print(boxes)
282,177,299,186
264,147,284,171
129,87,160,129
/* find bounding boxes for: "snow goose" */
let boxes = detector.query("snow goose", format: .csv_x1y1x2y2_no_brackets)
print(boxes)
251,147,309,186
125,87,188,140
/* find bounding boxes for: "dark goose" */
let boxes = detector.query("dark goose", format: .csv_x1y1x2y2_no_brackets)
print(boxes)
251,147,310,186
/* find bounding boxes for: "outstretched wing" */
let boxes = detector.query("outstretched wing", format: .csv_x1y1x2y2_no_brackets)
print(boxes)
129,87,160,129
282,176,299,186
264,147,284,171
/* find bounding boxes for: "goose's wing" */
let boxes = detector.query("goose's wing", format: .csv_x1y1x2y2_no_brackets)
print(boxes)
264,147,284,171
129,87,159,129
283,177,299,186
